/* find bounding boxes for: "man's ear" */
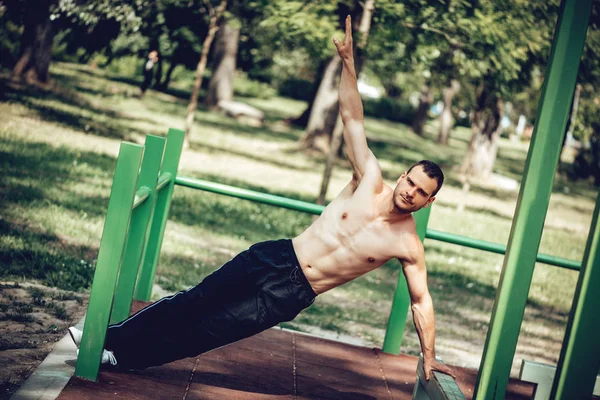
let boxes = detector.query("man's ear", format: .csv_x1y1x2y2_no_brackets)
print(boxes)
423,196,436,208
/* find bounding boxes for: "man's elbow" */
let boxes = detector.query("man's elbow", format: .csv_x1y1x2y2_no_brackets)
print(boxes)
411,293,433,311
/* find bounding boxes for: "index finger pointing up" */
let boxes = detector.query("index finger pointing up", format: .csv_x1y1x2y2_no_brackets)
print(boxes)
346,15,352,38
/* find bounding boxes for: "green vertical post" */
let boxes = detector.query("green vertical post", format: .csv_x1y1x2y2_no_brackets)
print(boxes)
134,128,185,301
473,1,592,398
551,191,600,399
110,136,166,324
383,205,432,354
75,143,143,381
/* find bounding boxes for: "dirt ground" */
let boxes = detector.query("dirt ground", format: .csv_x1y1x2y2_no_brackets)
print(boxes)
0,281,88,400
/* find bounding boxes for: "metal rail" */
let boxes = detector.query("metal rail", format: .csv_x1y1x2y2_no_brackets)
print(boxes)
174,176,581,271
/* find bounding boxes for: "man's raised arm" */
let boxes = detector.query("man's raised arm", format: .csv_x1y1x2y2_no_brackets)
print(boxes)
333,16,381,189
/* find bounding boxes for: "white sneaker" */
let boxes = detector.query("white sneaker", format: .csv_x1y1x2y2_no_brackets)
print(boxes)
68,327,82,347
76,349,118,366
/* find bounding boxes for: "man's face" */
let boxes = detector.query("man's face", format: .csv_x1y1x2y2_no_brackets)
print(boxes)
393,166,438,213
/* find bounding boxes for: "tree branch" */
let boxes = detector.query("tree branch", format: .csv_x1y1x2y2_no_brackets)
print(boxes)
400,22,464,49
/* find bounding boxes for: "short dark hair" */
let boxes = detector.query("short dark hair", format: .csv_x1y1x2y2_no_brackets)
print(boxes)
407,160,444,196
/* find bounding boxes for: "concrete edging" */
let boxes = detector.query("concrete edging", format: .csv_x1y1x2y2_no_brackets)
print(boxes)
11,318,84,400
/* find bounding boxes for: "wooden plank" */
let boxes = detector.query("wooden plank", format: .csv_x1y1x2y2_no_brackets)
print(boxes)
60,357,195,399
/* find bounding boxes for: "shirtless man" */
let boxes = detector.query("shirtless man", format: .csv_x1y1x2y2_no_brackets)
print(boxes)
69,15,453,381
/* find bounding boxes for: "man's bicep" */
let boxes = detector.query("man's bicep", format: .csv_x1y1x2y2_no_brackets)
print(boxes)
400,253,429,304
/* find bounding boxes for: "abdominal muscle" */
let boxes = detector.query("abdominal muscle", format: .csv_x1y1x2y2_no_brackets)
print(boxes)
291,194,406,295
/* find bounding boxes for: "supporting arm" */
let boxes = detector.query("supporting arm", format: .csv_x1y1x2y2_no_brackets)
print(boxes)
401,238,455,380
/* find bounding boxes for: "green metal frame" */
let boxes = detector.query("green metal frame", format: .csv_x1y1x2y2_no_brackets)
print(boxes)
473,0,592,398
551,191,600,399
110,135,166,324
75,142,143,381
75,129,185,381
134,128,185,301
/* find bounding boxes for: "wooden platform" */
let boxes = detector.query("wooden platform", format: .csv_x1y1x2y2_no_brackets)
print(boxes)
58,328,535,400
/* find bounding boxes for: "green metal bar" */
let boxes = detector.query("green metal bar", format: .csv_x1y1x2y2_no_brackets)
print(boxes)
132,186,151,210
383,205,432,354
111,136,166,324
173,176,580,270
473,1,592,398
551,191,600,399
134,128,185,301
75,143,143,381
426,229,580,271
175,176,326,215
156,172,172,191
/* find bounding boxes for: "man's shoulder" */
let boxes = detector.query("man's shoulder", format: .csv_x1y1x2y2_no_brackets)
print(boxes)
394,220,424,264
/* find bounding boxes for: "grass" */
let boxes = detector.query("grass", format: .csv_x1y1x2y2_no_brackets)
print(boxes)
0,62,596,375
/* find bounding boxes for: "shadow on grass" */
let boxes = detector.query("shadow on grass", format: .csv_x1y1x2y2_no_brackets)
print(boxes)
2,77,141,141
0,218,96,291
0,136,116,219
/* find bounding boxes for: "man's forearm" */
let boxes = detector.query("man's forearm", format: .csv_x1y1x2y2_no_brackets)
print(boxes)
411,297,436,361
338,57,363,124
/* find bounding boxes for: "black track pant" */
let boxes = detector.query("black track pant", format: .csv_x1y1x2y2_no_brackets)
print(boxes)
104,239,316,370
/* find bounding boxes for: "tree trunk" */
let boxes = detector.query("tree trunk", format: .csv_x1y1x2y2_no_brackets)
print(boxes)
457,85,503,212
461,85,504,181
289,60,328,128
204,20,240,107
184,0,228,149
158,58,178,90
317,115,344,205
316,0,375,205
559,83,582,172
411,85,433,136
12,0,55,84
437,79,460,144
300,55,343,153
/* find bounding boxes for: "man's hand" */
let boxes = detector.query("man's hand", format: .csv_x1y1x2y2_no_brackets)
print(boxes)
423,357,456,381
333,15,353,61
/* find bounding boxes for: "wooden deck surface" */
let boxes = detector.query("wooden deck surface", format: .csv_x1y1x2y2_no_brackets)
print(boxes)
59,302,535,399
59,328,536,399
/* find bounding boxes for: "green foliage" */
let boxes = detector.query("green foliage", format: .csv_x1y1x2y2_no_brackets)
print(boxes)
103,55,145,79
363,97,416,125
277,77,315,101
0,17,22,67
233,73,277,99
51,0,142,32
257,1,338,63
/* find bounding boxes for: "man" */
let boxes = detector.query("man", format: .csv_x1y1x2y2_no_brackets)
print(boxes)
69,16,454,381
139,50,159,97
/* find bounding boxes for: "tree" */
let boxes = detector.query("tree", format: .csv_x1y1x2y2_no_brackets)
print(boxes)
411,85,433,136
397,0,558,180
567,7,600,183
11,0,55,84
437,79,460,144
184,0,228,149
204,18,240,107
8,0,141,84
301,2,374,153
